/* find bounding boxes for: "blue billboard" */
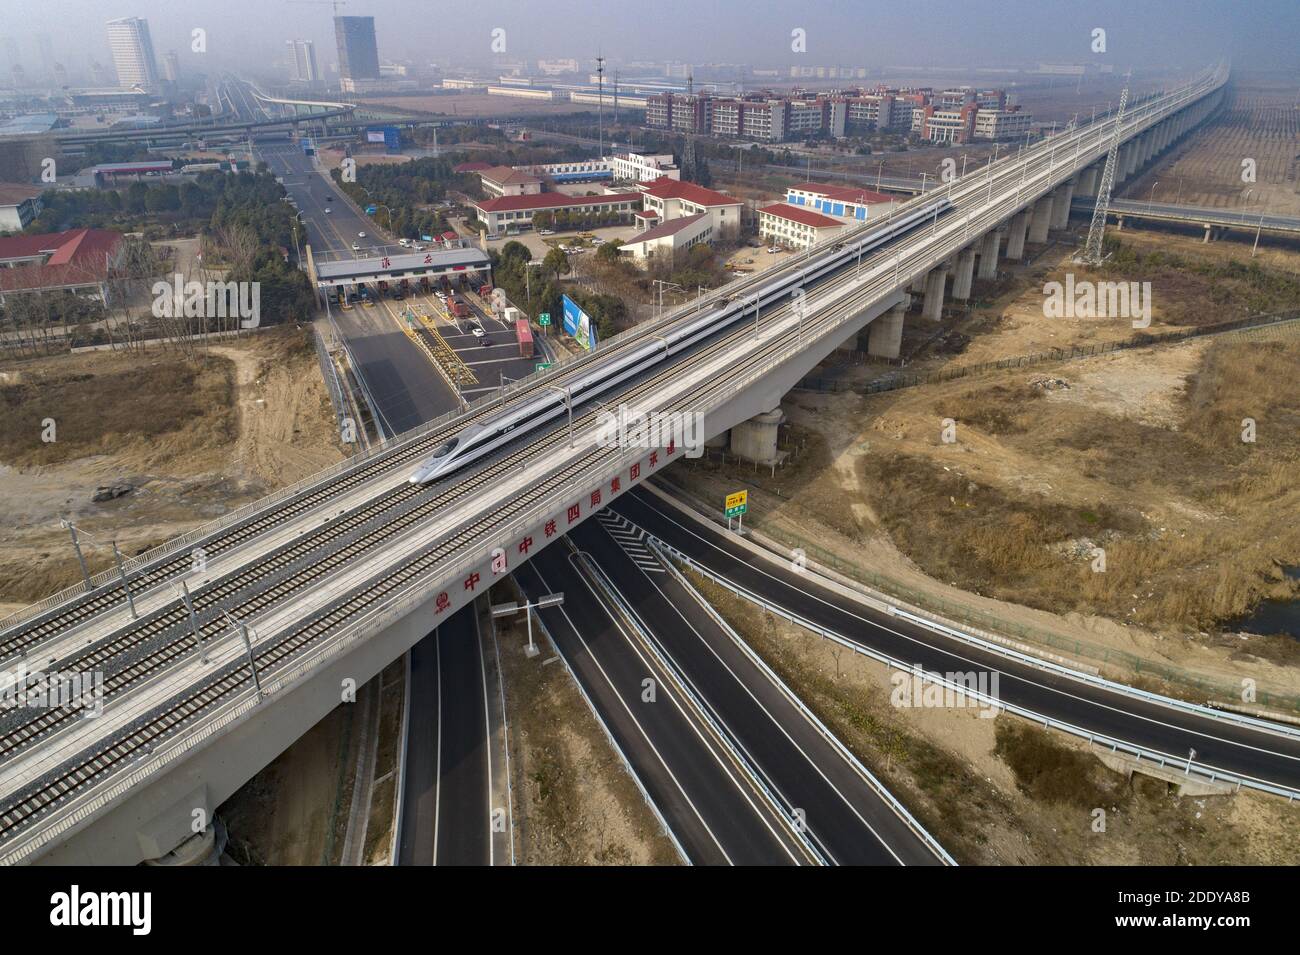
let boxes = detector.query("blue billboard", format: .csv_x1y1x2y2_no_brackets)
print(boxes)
561,294,597,352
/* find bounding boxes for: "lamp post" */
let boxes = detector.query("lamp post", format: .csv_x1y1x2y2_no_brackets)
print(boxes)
492,593,565,657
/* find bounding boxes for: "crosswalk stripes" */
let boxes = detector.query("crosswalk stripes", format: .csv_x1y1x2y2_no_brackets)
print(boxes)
596,510,665,574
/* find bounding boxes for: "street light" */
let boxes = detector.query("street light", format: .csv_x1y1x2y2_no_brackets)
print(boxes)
1147,181,1160,212
492,593,565,657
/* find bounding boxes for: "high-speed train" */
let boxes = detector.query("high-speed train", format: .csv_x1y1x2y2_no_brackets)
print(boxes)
408,197,952,485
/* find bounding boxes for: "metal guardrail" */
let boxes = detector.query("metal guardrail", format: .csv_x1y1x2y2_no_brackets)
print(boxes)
655,472,1300,716
653,540,957,865
577,551,827,864
654,540,1300,805
522,600,691,865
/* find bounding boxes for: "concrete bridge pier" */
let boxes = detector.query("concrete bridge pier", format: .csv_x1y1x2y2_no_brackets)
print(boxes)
1028,195,1054,244
1077,165,1100,199
922,265,948,321
951,246,977,300
865,299,907,359
730,406,785,465
142,819,227,866
977,229,1001,280
1050,178,1076,230
1005,209,1031,260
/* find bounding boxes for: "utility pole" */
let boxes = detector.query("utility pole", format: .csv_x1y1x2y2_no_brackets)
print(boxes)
595,55,606,161
1080,77,1131,265
61,519,92,593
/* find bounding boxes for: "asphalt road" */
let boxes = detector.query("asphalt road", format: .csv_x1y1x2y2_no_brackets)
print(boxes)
614,488,1300,795
397,605,493,866
566,514,944,865
516,543,810,865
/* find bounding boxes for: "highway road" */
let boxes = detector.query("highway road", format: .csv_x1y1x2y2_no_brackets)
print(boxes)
0,72,1231,863
564,514,945,864
397,605,495,865
258,141,461,433
515,539,813,865
614,488,1300,796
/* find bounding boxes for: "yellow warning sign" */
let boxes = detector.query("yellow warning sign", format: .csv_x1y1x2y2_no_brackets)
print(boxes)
724,490,748,517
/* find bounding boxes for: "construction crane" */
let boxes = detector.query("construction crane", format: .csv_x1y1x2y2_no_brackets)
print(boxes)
1079,78,1131,265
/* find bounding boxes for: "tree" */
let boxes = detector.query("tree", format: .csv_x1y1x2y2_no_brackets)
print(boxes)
542,246,570,280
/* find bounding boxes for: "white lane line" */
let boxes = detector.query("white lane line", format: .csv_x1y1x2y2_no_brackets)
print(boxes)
632,495,1300,784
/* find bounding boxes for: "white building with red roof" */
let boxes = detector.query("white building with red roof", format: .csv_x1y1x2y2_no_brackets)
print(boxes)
477,165,543,198
634,177,744,239
757,203,847,250
617,213,713,264
785,182,897,223
468,192,642,235
0,228,126,306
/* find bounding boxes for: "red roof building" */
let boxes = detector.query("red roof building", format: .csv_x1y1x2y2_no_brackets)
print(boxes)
0,228,125,304
757,202,847,250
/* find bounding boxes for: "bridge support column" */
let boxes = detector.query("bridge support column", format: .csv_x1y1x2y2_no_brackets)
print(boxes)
922,266,948,321
1028,195,1053,244
1125,140,1140,178
1078,165,1099,198
1202,223,1213,243
1005,209,1030,260
952,247,977,300
729,407,785,466
1050,178,1076,230
142,820,227,867
977,229,1001,280
866,299,907,359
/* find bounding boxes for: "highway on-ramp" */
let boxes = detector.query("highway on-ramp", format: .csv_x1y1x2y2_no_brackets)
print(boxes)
614,487,1300,797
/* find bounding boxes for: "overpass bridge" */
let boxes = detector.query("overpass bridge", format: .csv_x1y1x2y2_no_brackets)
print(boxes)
0,67,1238,866
1071,196,1300,242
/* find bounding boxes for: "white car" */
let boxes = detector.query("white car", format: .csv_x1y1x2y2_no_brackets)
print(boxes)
472,326,485,338
767,246,780,253
352,242,360,251
358,231,367,238
324,207,331,213
539,229,555,236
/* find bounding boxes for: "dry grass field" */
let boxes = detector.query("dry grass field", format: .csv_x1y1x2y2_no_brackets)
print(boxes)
1122,75,1300,215
0,327,344,610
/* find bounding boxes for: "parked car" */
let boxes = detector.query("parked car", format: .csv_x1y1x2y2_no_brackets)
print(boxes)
767,246,780,253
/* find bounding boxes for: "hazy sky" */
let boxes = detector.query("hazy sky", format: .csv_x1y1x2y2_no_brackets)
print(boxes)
6,0,1297,77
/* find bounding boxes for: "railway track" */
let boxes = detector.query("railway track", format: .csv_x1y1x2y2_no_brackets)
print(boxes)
0,233,913,850
0,73,1224,858
0,193,936,660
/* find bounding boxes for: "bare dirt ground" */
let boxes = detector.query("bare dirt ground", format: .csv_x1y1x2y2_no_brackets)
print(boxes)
221,703,355,865
1120,75,1300,216
693,572,1300,865
0,326,344,613
491,578,680,866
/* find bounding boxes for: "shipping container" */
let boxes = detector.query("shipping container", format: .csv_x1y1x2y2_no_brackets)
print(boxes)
515,318,534,359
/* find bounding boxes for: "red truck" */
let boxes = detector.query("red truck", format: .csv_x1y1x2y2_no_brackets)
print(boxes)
515,318,534,358
447,294,470,319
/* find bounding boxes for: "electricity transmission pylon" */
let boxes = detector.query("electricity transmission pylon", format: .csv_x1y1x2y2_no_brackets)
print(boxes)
1079,82,1130,265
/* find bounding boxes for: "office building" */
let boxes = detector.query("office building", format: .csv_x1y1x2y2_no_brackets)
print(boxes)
106,17,160,91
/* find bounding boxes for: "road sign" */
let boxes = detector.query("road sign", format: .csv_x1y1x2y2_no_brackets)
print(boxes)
536,362,552,372
724,490,748,518
539,312,551,326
